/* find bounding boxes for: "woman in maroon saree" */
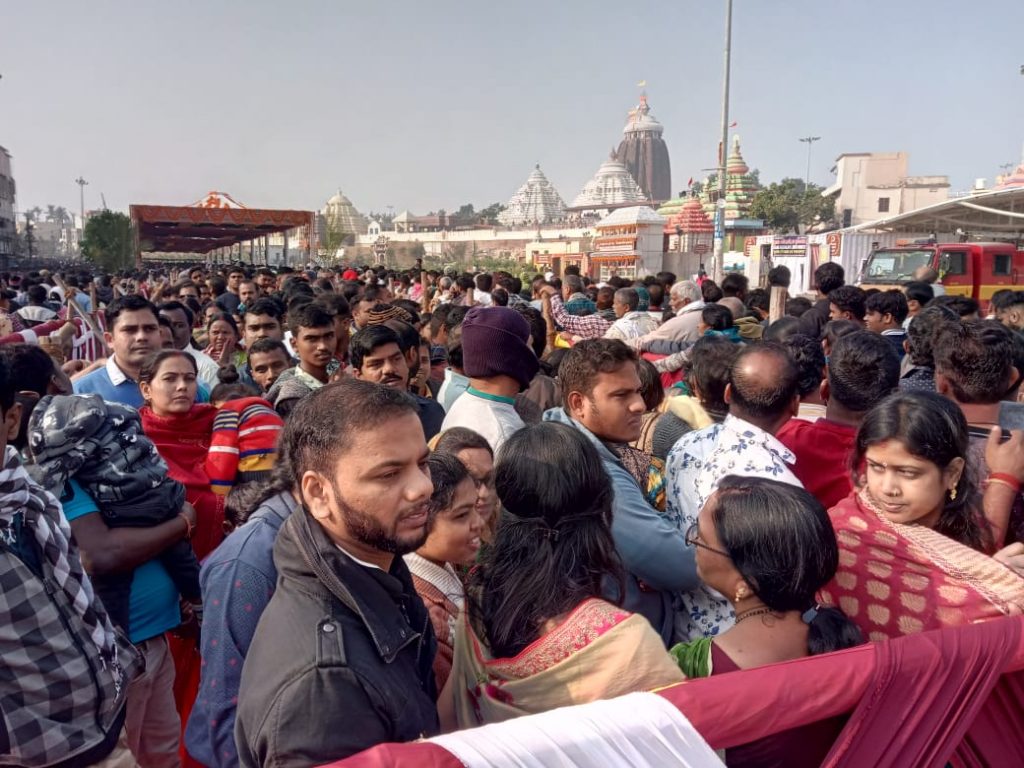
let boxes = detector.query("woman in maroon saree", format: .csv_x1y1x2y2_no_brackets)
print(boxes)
139,350,223,767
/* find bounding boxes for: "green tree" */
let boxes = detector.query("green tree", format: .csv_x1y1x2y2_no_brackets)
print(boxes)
318,211,350,265
456,203,475,217
750,178,835,233
477,202,506,224
81,210,134,270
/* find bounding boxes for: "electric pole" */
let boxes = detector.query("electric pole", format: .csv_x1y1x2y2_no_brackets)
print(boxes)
74,176,88,228
799,136,821,187
712,0,733,283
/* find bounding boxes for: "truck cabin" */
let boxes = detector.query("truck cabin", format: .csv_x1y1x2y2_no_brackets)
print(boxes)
860,239,1023,313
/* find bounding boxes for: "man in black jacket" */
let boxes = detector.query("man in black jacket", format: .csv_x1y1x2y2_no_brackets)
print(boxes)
797,262,845,340
235,379,438,767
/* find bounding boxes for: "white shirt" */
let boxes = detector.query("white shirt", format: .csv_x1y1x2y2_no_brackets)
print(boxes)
186,343,223,390
628,301,705,348
473,289,493,307
441,389,524,454
335,544,383,571
665,414,801,641
604,311,659,341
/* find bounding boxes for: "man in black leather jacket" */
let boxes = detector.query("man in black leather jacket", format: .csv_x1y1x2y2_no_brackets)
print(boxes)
235,379,438,767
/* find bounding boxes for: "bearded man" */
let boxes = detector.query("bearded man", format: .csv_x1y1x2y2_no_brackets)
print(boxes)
235,379,439,767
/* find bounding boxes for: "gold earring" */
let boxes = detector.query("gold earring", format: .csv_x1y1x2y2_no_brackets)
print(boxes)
735,588,746,603
949,487,958,501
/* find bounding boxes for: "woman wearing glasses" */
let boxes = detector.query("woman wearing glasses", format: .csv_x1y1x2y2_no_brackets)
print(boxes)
672,475,863,768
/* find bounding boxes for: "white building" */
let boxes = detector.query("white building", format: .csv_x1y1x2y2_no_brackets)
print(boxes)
823,152,949,228
590,205,666,280
0,147,15,261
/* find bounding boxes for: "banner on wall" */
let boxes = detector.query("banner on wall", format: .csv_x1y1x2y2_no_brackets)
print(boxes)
772,236,808,258
826,232,841,260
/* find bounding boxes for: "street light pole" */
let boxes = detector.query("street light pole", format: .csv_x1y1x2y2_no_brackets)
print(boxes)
712,0,733,283
74,176,88,227
798,136,821,187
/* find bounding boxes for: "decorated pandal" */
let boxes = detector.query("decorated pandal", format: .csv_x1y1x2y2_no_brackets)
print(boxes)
497,165,567,227
130,191,314,266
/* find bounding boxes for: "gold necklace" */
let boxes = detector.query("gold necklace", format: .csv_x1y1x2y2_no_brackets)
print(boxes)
734,606,775,625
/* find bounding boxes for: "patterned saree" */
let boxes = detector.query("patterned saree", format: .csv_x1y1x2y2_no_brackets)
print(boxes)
450,598,684,728
820,491,1024,642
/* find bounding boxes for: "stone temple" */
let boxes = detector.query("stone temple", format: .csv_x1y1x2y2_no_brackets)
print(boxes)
498,164,567,226
572,151,647,214
616,94,672,203
322,190,368,235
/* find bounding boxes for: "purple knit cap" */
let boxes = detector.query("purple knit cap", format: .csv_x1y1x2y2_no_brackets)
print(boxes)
460,306,539,390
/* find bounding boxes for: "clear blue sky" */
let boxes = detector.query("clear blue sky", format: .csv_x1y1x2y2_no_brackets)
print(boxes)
4,0,1024,217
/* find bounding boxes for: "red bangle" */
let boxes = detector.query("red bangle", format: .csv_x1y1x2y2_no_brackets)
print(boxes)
988,473,1022,493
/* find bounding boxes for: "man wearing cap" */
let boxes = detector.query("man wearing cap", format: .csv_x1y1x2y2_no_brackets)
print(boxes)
440,306,538,453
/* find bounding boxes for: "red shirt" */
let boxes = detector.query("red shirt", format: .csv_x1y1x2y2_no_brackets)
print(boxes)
777,417,857,509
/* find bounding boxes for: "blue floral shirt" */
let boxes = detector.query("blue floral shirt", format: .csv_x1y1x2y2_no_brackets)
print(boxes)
665,414,801,641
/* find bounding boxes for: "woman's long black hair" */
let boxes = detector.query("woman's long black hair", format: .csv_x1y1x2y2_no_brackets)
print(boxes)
713,476,864,655
852,391,986,550
467,422,624,659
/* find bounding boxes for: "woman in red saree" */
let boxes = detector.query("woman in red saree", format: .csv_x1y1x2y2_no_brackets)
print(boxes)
139,350,223,767
821,391,1024,642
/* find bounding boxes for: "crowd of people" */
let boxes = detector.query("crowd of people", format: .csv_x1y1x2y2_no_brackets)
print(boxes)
3,257,1024,768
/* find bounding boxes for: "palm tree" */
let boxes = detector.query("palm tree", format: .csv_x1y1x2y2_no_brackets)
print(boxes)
46,204,58,222
26,206,42,223
53,206,70,225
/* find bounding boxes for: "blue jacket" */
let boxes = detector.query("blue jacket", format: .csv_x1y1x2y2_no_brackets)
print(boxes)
184,491,296,768
543,409,698,645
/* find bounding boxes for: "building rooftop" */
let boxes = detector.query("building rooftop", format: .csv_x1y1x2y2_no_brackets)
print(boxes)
596,205,666,228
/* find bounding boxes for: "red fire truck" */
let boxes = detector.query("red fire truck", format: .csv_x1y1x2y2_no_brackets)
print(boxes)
859,239,1024,311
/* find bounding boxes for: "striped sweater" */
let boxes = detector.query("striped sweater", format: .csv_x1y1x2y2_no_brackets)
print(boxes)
206,397,284,494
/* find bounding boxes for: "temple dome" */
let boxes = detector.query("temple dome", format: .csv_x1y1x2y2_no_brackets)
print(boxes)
622,94,664,135
497,164,567,226
572,152,647,210
321,189,368,234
